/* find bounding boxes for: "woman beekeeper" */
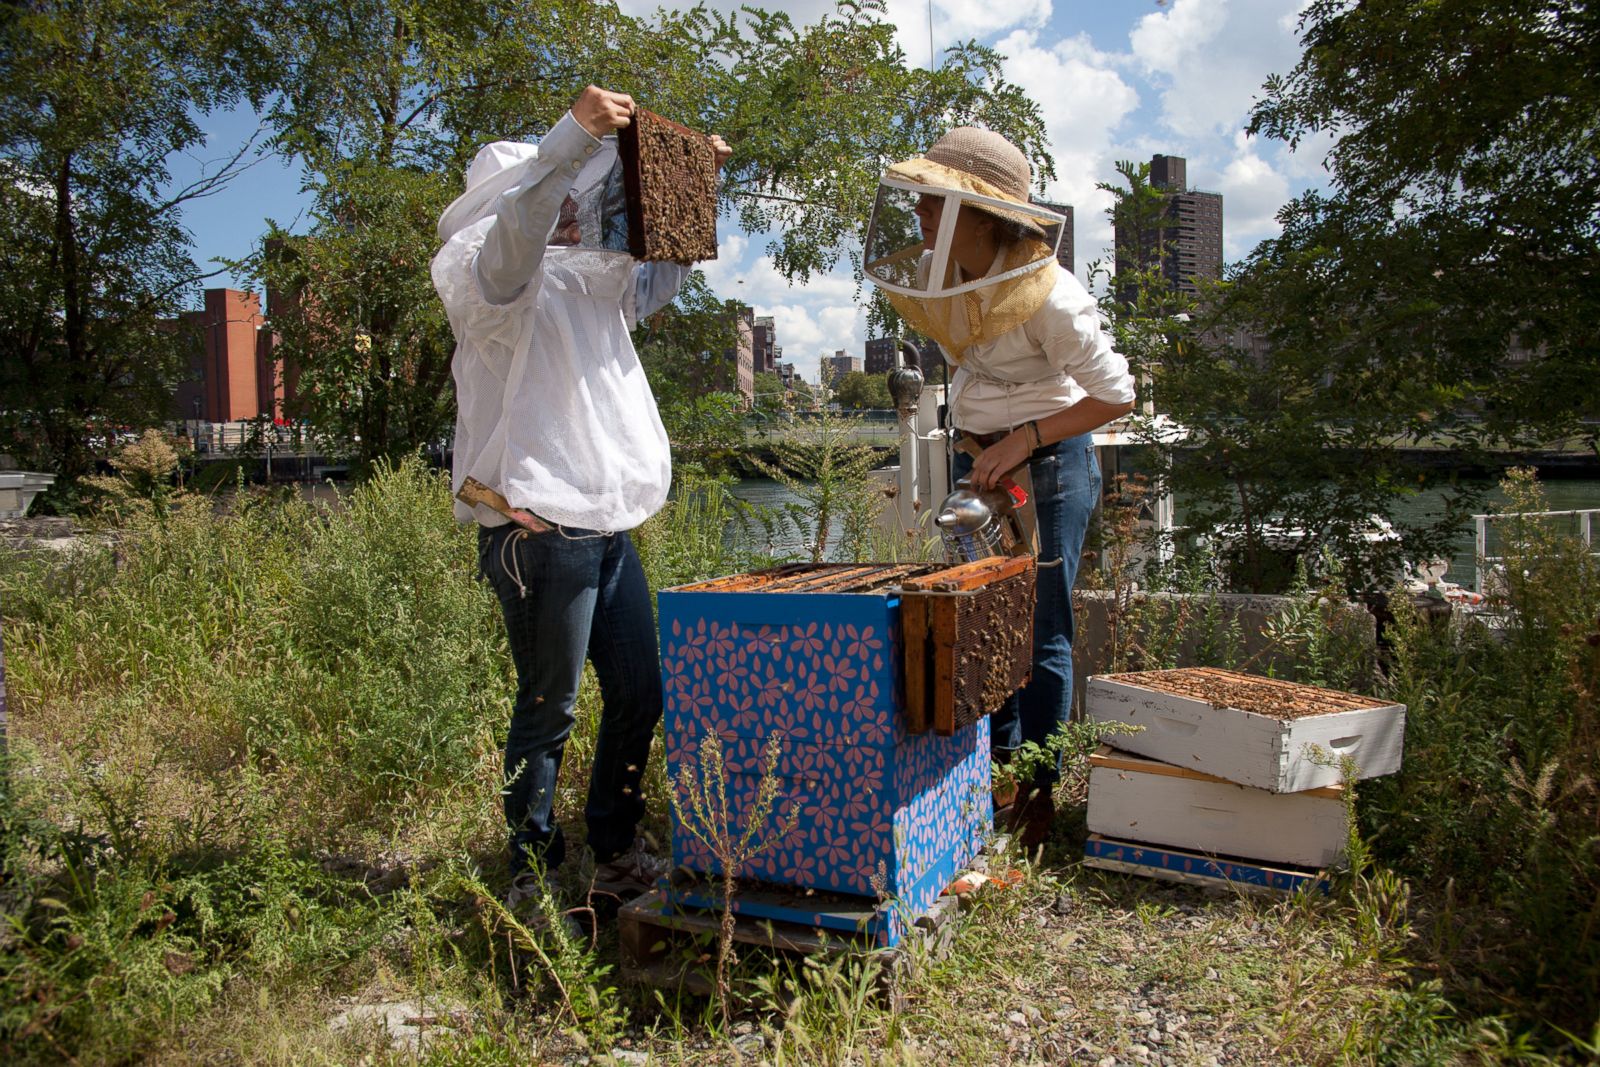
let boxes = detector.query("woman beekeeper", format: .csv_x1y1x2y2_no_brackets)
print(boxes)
432,85,729,900
864,127,1136,848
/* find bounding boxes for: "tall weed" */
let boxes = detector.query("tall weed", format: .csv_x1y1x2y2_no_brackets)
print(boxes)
1363,470,1600,1040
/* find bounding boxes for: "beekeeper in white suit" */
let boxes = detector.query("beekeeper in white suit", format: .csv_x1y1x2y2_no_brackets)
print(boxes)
432,85,730,899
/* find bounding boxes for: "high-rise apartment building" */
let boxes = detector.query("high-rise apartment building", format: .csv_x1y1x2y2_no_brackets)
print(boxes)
1031,197,1075,276
865,336,897,376
1114,154,1223,300
824,350,862,383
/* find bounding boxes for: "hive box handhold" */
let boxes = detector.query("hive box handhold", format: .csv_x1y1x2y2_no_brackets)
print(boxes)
618,107,718,264
1085,667,1405,793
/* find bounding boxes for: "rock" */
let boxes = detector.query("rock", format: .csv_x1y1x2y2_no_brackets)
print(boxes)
1147,1027,1164,1045
1096,1057,1117,1067
1132,1010,1156,1027
328,999,466,1055
610,1051,649,1066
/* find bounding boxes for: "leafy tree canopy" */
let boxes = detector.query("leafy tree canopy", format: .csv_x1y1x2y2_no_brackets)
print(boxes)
256,0,1049,467
0,0,272,487
1135,0,1599,592
832,370,891,410
1243,0,1600,449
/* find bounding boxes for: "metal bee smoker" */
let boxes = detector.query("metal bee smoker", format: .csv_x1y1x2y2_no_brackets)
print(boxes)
935,478,1028,562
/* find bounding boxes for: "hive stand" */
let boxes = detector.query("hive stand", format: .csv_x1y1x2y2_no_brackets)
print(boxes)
618,877,959,1009
1083,834,1330,897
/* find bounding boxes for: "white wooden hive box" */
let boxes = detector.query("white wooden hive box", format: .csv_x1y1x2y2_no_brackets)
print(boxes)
1087,746,1348,869
1085,667,1404,792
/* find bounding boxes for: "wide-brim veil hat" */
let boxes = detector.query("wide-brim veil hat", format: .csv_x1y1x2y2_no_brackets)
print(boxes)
869,126,1064,362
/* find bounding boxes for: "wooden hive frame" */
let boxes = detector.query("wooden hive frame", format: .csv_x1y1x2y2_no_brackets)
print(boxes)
618,107,719,264
900,554,1036,736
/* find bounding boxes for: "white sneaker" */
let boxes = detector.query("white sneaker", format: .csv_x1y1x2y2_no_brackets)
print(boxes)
503,874,584,942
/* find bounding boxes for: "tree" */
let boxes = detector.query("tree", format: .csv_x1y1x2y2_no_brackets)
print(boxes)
259,0,1051,469
635,272,747,475
1116,2,1600,593
1244,0,1599,452
259,167,456,470
0,0,270,490
752,372,789,415
832,370,891,410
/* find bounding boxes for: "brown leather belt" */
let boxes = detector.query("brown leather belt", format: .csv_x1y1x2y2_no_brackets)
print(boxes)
953,427,1010,448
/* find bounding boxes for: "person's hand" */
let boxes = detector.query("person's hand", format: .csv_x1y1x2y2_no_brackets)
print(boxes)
969,432,1030,491
572,85,634,138
708,134,732,171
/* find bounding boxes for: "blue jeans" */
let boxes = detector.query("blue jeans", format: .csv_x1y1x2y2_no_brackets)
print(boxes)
953,432,1101,785
477,522,662,875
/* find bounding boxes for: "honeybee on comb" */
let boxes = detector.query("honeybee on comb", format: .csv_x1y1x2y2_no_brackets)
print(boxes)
618,107,719,264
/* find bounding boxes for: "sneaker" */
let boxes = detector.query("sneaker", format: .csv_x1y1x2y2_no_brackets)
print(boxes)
503,873,585,942
592,838,670,892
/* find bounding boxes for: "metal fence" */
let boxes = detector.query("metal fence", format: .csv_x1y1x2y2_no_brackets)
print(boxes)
1473,508,1600,593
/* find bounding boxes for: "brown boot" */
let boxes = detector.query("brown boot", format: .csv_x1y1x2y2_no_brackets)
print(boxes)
1009,785,1056,850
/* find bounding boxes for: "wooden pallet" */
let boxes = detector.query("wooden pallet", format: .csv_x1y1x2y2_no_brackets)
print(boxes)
618,879,959,1004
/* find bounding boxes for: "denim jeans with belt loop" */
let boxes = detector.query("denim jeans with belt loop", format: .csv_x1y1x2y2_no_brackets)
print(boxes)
952,431,1101,786
477,521,661,875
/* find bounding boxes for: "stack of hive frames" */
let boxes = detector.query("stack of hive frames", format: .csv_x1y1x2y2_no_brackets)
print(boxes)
618,107,718,264
900,554,1036,736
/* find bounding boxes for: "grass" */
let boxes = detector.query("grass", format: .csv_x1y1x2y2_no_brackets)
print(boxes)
2,453,1596,1064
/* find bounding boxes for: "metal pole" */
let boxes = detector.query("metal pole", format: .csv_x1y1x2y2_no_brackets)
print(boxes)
1474,515,1489,594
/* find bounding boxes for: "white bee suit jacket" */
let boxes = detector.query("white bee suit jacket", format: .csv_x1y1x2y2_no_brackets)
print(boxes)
432,112,686,532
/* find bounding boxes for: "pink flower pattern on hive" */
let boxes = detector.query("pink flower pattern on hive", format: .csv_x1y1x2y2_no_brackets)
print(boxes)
659,591,991,914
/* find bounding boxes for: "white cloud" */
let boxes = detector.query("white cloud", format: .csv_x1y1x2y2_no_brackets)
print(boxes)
990,29,1138,282
884,0,1053,62
1129,0,1304,139
1216,131,1291,259
701,228,868,384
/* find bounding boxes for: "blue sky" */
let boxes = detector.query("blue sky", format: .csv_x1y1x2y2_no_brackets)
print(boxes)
176,0,1328,383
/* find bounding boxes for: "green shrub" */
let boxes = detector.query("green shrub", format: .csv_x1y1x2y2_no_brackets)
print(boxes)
1363,470,1600,1040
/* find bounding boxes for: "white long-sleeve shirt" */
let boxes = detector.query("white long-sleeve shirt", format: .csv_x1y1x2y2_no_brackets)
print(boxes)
946,256,1135,435
432,113,688,532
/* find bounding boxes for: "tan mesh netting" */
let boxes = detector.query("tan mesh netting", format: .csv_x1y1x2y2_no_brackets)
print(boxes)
878,157,1057,363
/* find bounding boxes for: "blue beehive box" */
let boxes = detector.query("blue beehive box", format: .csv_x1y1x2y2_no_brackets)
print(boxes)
658,564,993,946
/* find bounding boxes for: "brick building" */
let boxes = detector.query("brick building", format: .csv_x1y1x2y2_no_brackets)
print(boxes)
752,315,777,375
171,288,294,424
1114,154,1223,300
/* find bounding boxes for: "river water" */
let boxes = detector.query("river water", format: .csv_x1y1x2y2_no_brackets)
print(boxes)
731,472,1600,587
293,466,1596,587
